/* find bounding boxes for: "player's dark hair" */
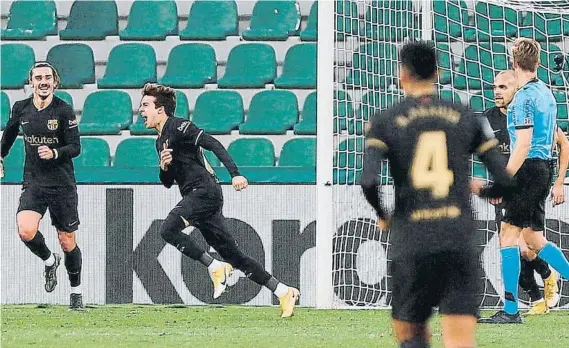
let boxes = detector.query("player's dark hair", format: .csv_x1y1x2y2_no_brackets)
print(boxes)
142,83,177,117
28,61,60,88
399,42,437,81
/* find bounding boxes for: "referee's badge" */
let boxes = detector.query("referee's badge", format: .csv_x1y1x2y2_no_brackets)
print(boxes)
47,119,58,130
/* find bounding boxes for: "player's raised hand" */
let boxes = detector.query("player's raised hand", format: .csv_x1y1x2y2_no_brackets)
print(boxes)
550,183,565,207
232,175,248,191
38,145,54,160
160,143,173,170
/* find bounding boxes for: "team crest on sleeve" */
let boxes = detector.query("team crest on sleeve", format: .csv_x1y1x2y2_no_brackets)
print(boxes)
47,119,58,130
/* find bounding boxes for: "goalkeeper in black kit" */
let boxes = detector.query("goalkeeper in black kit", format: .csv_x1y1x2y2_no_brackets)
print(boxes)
360,42,515,348
138,83,299,317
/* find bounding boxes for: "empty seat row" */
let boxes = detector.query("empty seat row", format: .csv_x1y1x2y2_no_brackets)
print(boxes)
3,137,316,169
0,42,316,89
433,0,569,42
1,0,317,42
0,90,317,136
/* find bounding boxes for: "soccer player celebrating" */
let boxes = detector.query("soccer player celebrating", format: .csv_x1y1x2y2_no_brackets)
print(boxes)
484,70,567,315
361,42,515,348
0,62,83,310
138,83,299,318
479,38,569,324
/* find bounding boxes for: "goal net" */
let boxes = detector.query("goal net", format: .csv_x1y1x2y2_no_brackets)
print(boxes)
319,0,569,309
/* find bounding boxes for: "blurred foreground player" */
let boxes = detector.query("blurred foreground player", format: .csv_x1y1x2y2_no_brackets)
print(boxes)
138,83,299,318
361,42,515,348
0,62,83,310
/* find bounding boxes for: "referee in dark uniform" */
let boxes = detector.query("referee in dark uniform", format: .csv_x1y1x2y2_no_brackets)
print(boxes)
0,62,84,310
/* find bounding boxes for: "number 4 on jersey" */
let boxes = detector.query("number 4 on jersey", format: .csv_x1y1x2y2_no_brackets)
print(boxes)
411,131,454,199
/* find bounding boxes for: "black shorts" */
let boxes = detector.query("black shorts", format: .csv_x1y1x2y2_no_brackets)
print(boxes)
503,159,551,231
171,184,224,224
391,250,480,323
18,185,80,233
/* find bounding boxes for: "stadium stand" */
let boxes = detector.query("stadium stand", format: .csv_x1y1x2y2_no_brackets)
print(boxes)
1,0,568,185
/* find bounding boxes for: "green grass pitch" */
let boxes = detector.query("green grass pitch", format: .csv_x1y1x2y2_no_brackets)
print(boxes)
2,305,569,347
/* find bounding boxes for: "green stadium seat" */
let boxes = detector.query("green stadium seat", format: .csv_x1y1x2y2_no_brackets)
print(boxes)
180,0,238,40
192,90,243,135
204,150,221,167
228,138,275,166
300,2,318,41
240,90,298,135
436,43,453,85
120,0,178,40
472,157,488,179
365,0,417,42
1,44,35,89
336,0,359,41
334,90,353,133
520,13,564,42
98,44,157,88
538,43,564,87
555,90,568,132
74,138,111,167
345,42,398,90
351,92,378,136
47,44,95,89
242,0,301,41
439,90,461,104
130,90,189,135
3,138,24,168
470,89,495,113
1,0,57,40
80,91,133,135
1,92,10,130
279,138,316,167
274,43,316,89
54,91,74,108
564,15,569,36
334,138,364,185
114,138,158,168
217,44,276,88
454,43,508,90
159,44,216,88
433,0,469,41
466,2,518,42
294,92,316,135
59,1,119,40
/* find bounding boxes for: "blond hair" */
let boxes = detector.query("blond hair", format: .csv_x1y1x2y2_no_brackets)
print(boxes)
142,83,177,117
511,38,541,72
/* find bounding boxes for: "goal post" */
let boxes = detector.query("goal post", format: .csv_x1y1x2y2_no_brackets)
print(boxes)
318,0,569,310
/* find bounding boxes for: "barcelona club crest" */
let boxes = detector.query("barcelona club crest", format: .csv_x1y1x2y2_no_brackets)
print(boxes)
47,119,58,130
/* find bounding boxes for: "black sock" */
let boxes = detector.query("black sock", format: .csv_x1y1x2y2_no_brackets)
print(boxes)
529,257,552,280
265,276,280,292
520,257,542,302
401,338,430,348
64,245,82,287
22,231,52,261
199,252,214,267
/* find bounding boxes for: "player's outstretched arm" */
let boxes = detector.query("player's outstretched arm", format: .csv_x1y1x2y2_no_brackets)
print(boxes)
551,127,569,206
361,138,389,220
0,102,23,161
